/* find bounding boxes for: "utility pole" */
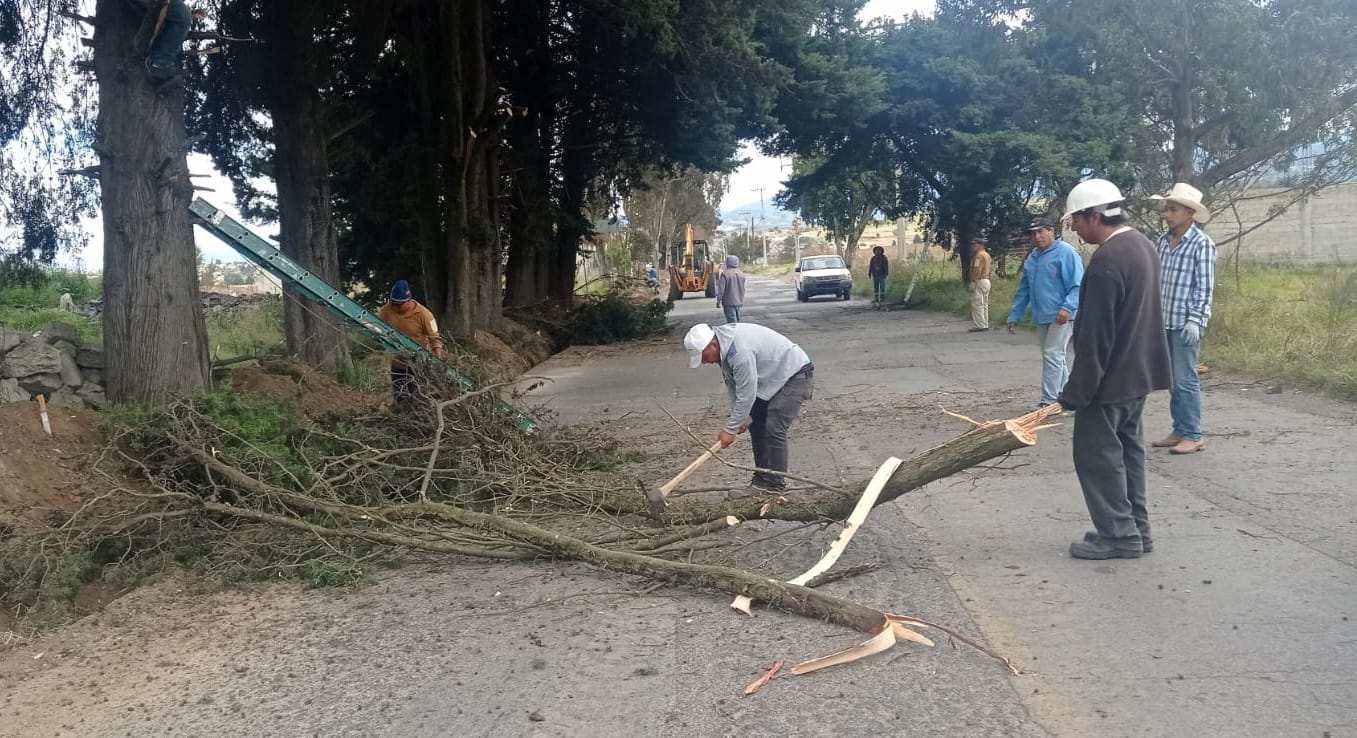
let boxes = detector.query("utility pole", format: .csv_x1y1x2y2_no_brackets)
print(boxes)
733,211,751,262
751,187,767,265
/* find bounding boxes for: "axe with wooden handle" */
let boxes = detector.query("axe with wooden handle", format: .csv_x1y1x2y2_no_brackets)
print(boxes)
644,440,726,514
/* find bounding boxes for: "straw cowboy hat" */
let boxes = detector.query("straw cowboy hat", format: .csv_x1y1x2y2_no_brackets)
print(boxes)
1150,183,1211,224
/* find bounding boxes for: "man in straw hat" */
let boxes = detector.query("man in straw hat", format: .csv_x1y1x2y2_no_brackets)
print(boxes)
1149,183,1218,455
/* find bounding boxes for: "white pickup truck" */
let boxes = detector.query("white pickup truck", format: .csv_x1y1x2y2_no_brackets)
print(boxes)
794,254,853,302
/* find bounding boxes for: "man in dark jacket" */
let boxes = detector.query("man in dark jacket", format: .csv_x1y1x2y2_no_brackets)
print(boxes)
1058,179,1172,560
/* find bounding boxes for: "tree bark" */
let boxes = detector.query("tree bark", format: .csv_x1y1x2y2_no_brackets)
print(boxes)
648,405,1062,524
94,0,211,404
265,1,351,375
502,0,556,308
404,0,504,334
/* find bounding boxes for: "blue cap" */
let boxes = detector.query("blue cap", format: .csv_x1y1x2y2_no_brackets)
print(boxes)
390,279,412,302
725,255,739,268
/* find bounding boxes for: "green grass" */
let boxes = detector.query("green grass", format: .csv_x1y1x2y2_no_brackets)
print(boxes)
0,268,104,342
0,267,102,307
1206,266,1357,398
872,259,1357,399
205,298,286,361
744,262,796,278
0,307,101,342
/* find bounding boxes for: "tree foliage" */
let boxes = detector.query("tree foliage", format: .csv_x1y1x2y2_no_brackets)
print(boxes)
1025,0,1357,200
622,167,728,267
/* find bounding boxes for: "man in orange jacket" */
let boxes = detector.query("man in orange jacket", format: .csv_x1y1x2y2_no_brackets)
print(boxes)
376,280,444,402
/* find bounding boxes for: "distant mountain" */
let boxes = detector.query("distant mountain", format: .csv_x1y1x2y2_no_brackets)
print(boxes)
719,200,798,229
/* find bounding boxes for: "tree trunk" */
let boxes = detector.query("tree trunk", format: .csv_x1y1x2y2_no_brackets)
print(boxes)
265,2,351,374
404,0,503,334
550,124,590,304
502,0,555,308
843,207,873,269
643,405,1062,524
94,0,211,404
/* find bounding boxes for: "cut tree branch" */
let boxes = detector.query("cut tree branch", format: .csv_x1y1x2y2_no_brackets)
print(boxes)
649,405,1062,524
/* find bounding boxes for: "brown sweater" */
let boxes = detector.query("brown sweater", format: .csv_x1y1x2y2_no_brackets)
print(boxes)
1058,228,1171,409
377,300,444,360
969,250,992,282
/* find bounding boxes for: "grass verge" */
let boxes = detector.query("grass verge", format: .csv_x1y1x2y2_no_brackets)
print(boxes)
874,260,1357,399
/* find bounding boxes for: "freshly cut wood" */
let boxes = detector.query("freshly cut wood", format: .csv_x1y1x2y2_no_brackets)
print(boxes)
742,660,783,696
891,622,935,647
787,457,901,586
730,457,902,616
792,621,896,675
660,405,1063,524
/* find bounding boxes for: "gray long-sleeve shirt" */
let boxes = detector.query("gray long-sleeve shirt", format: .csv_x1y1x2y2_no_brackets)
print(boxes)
714,323,811,432
715,268,746,308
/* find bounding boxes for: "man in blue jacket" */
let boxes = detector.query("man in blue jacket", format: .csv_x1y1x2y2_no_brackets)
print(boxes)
1006,217,1084,407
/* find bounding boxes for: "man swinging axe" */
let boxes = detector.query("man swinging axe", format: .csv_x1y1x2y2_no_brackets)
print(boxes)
684,322,814,501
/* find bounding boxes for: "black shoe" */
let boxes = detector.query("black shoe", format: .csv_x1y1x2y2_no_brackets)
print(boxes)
1083,530,1153,553
1069,538,1142,560
727,482,782,502
967,327,989,333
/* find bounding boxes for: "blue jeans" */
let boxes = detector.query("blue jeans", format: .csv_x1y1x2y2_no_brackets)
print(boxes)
147,0,191,76
1167,328,1203,440
1035,321,1073,405
722,305,741,324
872,277,887,302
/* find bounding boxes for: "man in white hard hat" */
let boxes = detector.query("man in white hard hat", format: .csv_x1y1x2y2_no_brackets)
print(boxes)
684,322,813,497
1056,178,1171,560
1148,183,1217,455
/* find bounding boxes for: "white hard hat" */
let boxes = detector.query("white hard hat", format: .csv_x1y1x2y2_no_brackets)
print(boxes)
1064,178,1125,218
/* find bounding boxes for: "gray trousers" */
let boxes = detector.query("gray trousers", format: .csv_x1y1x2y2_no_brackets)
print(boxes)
1072,397,1151,545
749,370,814,489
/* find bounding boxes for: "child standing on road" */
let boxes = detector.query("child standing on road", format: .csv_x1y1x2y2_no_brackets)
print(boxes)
868,246,889,305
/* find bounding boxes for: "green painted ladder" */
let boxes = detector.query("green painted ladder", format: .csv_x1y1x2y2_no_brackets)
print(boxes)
188,197,536,432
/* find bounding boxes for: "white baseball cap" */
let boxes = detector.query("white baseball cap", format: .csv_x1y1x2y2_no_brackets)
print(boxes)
684,323,716,368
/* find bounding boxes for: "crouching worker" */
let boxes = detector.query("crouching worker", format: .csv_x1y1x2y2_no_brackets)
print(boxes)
377,279,444,403
684,322,813,499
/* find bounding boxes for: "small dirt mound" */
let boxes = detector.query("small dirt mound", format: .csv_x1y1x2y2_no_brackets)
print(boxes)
227,361,386,419
0,402,107,531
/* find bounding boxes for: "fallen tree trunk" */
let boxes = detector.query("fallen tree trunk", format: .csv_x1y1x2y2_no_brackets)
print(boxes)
651,405,1062,524
181,446,887,631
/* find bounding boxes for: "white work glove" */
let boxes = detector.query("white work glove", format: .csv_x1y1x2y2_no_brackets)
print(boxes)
1181,322,1201,346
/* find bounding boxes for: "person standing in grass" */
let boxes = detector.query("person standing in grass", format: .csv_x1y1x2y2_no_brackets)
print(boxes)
715,254,747,323
1006,217,1084,407
377,279,444,403
1149,183,1218,455
868,246,889,305
967,238,993,332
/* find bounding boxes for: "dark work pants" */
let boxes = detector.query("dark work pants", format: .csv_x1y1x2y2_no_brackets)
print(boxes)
147,0,190,76
391,364,418,404
1072,397,1150,545
749,371,814,489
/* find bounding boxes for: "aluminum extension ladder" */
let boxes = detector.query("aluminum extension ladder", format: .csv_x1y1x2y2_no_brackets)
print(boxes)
188,197,536,432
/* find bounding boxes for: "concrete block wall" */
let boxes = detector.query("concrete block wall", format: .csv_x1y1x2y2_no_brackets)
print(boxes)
1208,183,1357,264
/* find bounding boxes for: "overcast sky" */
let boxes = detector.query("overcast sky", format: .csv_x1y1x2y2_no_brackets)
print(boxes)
63,0,934,269
720,0,935,215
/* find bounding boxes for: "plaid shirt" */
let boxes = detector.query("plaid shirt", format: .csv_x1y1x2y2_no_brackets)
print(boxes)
1156,225,1217,330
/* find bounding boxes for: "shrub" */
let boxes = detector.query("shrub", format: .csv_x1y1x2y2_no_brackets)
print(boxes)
567,293,671,345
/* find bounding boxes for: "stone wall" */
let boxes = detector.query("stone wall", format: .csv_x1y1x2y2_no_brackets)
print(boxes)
1208,183,1357,264
0,323,105,409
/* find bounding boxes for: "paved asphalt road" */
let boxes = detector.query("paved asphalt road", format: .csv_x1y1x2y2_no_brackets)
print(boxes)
6,274,1353,738
522,273,1357,738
